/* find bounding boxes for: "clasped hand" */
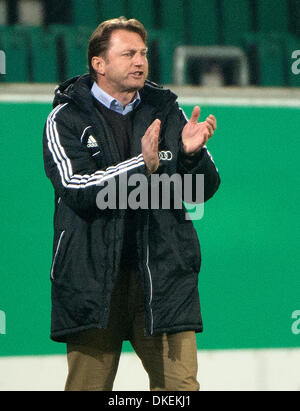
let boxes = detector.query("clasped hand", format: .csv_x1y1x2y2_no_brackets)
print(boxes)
142,106,217,174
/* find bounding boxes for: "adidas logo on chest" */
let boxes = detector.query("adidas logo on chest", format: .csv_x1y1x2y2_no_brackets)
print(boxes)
87,135,98,148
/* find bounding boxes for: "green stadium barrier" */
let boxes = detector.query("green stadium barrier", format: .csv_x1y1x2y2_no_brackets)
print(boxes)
0,101,300,356
186,0,219,46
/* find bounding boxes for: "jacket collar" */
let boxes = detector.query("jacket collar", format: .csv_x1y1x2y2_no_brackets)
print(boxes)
53,74,178,114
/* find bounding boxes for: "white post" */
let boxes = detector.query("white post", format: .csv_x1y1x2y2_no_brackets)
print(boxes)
0,310,6,335
0,50,6,75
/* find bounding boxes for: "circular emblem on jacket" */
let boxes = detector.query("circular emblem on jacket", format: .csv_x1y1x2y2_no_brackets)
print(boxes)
159,151,173,161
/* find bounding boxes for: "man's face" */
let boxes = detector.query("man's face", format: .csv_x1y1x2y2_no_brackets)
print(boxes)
98,29,149,94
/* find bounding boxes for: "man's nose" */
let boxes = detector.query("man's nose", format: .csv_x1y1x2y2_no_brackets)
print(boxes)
133,53,145,66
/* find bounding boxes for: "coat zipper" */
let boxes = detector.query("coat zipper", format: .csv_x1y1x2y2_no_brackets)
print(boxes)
146,244,154,334
50,230,65,280
145,214,154,335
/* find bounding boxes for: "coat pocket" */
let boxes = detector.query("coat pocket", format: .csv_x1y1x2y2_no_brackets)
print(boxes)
50,230,65,280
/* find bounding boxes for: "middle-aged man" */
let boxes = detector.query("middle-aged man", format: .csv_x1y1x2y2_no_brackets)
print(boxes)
43,17,220,391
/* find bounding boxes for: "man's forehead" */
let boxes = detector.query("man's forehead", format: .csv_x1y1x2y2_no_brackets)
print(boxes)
109,29,146,49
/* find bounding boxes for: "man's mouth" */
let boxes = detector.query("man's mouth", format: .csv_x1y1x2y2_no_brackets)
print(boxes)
130,71,144,78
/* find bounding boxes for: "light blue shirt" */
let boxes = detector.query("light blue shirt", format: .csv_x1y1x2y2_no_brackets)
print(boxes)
91,82,141,115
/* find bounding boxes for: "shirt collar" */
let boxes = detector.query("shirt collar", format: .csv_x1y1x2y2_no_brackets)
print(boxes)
91,81,141,115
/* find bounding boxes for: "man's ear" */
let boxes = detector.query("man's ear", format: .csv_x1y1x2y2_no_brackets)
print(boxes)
91,56,106,77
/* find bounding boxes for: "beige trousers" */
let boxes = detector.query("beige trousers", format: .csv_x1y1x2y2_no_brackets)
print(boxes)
65,267,200,391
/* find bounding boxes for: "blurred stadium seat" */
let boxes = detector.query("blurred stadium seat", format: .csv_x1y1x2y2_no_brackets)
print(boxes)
283,34,300,87
147,29,178,84
127,0,156,30
289,0,300,38
243,32,286,86
159,0,185,44
221,0,252,47
47,25,90,81
29,27,58,83
186,0,220,46
72,0,99,27
0,0,299,86
254,0,289,33
99,0,127,21
0,25,29,82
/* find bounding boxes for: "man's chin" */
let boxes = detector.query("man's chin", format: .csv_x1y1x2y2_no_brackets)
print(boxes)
124,79,146,92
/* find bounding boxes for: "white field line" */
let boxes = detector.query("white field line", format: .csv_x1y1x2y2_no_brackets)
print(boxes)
1,94,300,107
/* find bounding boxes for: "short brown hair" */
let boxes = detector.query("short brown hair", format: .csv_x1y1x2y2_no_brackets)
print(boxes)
88,16,148,79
